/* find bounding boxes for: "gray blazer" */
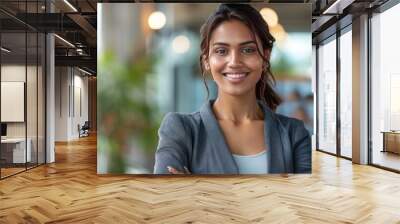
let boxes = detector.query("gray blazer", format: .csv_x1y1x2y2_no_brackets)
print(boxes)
154,100,311,174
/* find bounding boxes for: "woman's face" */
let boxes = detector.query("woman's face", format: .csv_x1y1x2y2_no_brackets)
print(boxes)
205,19,267,98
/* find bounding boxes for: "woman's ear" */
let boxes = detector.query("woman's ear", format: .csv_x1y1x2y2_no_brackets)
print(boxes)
202,55,210,71
264,49,271,61
205,63,210,71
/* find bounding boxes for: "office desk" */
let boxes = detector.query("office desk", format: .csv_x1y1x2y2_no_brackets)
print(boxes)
1,138,31,163
381,131,400,154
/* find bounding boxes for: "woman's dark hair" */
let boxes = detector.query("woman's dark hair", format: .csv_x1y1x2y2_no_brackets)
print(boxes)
199,3,282,111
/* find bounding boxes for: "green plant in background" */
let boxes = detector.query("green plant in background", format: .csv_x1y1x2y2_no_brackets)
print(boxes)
271,50,296,78
98,51,161,173
272,56,292,77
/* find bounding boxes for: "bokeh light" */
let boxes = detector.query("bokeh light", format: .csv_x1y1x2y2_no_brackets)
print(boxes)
172,35,191,54
148,11,166,30
270,23,287,46
260,7,278,28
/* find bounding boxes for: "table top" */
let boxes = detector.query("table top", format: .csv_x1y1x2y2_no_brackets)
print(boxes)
1,138,30,143
381,131,400,134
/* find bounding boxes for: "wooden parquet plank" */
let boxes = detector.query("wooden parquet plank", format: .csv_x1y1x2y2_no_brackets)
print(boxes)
1,134,400,223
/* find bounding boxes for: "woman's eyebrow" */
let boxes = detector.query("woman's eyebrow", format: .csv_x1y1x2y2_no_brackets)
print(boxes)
212,42,229,46
212,41,256,46
239,41,257,46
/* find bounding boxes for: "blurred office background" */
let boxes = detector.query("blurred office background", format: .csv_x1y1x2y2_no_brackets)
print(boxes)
97,3,312,174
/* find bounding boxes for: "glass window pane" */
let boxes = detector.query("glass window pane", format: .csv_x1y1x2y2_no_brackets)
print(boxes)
38,33,45,165
318,37,337,154
27,31,38,169
1,31,27,177
0,1,46,179
340,29,352,158
371,3,400,171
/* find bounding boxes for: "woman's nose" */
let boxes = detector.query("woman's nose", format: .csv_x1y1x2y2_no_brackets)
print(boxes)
227,50,242,67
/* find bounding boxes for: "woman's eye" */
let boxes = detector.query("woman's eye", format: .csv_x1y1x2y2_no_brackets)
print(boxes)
242,47,256,54
215,48,227,55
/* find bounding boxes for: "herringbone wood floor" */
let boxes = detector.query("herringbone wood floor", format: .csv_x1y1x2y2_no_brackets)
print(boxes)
1,135,400,224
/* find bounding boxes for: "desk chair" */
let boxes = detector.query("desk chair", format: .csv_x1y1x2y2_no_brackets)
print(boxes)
79,121,90,138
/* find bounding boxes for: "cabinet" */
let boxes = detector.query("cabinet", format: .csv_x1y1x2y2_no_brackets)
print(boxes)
382,131,400,154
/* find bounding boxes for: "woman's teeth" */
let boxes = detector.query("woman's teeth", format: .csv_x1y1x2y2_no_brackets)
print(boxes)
225,73,246,78
223,73,248,81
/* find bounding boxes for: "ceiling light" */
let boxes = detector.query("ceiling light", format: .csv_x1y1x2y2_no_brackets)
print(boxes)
148,11,166,30
63,0,78,12
54,34,75,48
322,0,354,15
1,47,11,53
78,67,92,76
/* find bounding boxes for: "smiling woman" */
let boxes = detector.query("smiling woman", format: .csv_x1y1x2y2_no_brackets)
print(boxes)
153,3,311,174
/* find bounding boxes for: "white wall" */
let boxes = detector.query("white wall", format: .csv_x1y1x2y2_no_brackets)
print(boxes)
55,67,89,141
55,66,69,141
74,73,89,136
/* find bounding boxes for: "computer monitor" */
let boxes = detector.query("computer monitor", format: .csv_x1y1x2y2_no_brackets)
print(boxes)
1,123,7,137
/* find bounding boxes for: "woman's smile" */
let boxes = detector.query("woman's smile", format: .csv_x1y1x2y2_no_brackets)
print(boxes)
222,72,250,83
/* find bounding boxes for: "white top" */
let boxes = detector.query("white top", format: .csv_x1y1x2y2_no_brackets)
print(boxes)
232,150,268,174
